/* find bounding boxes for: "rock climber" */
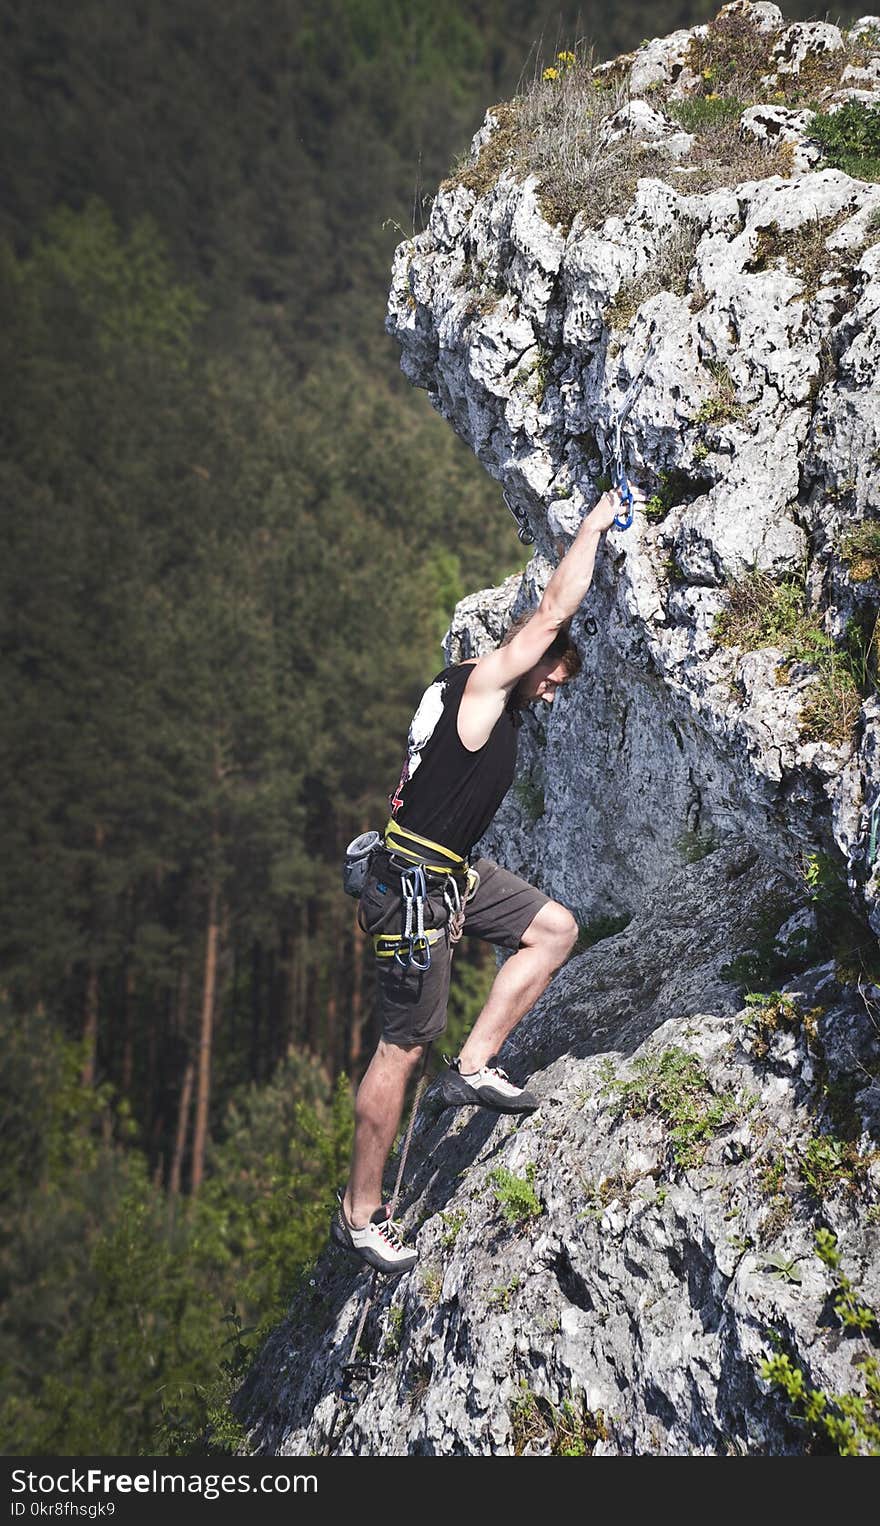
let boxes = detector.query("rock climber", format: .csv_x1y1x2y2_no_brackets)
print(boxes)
333,482,643,1273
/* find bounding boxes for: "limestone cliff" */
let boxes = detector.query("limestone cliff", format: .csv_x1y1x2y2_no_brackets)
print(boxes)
238,5,880,1455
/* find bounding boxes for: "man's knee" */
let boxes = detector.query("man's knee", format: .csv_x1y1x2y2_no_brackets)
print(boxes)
375,1036,430,1070
522,900,578,961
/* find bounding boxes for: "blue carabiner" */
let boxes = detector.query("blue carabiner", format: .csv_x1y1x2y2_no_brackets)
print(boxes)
613,473,634,531
611,413,635,531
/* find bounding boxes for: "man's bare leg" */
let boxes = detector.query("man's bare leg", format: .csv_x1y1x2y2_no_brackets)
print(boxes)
343,1038,427,1228
457,900,577,1073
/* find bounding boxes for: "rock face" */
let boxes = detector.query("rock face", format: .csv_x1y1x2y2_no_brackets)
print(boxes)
238,5,880,1455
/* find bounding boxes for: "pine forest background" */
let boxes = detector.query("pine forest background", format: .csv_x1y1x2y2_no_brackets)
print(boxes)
0,0,833,1455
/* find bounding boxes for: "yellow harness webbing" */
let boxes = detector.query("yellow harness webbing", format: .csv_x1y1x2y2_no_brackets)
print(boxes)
383,818,465,875
373,928,443,960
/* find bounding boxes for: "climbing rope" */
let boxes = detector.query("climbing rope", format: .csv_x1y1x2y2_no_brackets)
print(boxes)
608,335,656,530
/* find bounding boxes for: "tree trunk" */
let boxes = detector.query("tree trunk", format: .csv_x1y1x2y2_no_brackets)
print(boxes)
323,894,340,1073
190,875,220,1196
121,959,136,1094
169,1053,195,1200
292,906,308,1050
304,898,318,1053
250,939,262,1082
81,821,106,1087
81,961,99,1087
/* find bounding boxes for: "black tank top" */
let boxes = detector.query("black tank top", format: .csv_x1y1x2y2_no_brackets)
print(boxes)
389,663,519,858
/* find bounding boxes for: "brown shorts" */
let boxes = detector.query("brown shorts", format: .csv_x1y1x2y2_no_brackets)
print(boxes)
358,855,550,1049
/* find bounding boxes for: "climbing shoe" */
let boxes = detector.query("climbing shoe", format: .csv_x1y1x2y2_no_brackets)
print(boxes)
438,1055,539,1114
331,1191,418,1275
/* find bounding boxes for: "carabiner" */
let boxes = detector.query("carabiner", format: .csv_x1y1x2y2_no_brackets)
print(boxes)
407,938,432,974
613,474,634,530
612,416,634,530
502,487,535,545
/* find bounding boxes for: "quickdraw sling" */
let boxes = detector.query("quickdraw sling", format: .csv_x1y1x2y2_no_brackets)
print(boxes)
608,334,657,530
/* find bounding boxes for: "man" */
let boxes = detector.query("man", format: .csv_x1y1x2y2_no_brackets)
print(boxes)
333,484,639,1273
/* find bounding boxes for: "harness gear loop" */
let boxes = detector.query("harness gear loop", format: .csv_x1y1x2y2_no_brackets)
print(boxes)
444,872,464,944
373,928,441,960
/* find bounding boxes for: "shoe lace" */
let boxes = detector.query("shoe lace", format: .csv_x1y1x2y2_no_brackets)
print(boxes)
453,1055,512,1084
377,1216,408,1250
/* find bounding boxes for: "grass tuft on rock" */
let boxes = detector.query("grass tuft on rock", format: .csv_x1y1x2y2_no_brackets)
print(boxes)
509,1381,609,1456
840,520,880,582
601,1046,738,1170
713,570,867,745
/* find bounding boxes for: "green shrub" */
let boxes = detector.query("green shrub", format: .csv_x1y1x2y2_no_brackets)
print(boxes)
491,1163,543,1224
643,468,692,524
683,11,777,101
713,570,864,745
383,1304,405,1358
762,1350,880,1455
440,1207,467,1248
509,1381,608,1456
815,1229,879,1334
809,103,880,181
603,1047,738,1170
513,772,545,823
762,1231,880,1455
678,827,719,862
694,360,748,425
800,1135,874,1202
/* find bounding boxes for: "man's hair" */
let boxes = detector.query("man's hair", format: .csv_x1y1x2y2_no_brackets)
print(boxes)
501,611,582,680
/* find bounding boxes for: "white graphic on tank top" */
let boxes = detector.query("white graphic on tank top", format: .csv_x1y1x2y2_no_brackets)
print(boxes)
390,675,448,815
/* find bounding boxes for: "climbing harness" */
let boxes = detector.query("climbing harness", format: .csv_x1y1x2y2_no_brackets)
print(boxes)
607,335,657,531
379,819,479,972
503,486,536,545
384,818,466,874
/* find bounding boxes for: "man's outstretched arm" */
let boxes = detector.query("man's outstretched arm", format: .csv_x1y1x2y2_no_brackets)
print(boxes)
459,485,642,745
